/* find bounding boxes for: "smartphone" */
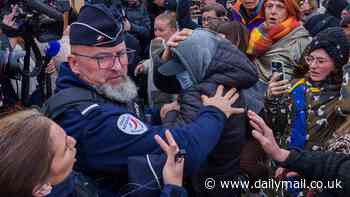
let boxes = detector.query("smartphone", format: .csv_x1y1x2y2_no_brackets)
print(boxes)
271,61,293,81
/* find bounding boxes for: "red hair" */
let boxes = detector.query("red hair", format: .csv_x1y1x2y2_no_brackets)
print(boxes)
264,0,301,20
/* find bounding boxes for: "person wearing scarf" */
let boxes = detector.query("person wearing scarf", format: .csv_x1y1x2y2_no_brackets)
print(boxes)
247,0,311,83
229,0,265,33
265,27,350,197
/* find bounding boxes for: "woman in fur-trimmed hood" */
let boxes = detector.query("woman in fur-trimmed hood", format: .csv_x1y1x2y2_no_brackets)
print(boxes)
265,27,350,153
264,26,350,197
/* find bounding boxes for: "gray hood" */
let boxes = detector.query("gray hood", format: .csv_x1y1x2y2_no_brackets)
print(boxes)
170,29,223,84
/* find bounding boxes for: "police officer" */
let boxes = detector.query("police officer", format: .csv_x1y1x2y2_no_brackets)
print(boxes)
44,3,244,196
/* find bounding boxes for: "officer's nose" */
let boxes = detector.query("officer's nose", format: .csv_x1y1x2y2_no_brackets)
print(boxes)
111,58,122,71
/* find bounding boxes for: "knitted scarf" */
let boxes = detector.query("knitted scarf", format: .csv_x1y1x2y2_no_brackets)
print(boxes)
247,17,301,56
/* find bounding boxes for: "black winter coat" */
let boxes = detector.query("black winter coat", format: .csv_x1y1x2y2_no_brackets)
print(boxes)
281,150,350,197
153,29,260,196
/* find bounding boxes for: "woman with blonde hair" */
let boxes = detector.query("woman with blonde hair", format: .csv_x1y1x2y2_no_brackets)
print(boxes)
0,109,187,197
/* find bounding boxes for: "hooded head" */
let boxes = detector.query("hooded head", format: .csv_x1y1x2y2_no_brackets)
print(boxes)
154,29,258,93
154,29,223,93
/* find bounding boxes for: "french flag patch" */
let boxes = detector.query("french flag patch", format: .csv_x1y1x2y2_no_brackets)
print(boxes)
117,114,148,135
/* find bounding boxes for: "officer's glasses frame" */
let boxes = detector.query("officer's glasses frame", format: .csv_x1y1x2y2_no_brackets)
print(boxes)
72,48,136,70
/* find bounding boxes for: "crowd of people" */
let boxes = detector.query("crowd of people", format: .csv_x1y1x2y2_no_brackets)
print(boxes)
1,0,350,197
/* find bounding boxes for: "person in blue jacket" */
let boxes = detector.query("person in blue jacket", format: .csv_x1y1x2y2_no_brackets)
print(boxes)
0,109,188,197
43,3,244,196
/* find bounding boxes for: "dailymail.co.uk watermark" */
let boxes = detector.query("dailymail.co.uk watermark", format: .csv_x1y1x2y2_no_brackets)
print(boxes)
204,177,343,191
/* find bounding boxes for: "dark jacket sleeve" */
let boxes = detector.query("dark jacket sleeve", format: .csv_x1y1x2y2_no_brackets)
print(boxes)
60,105,227,176
160,185,188,197
280,150,350,196
176,0,200,29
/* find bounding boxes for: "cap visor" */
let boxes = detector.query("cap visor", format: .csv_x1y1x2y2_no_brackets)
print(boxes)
158,58,185,76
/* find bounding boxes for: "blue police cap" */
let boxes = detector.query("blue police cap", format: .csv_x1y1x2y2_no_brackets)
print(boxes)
70,4,124,47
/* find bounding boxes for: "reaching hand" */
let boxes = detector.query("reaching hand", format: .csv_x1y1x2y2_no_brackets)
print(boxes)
248,110,290,162
201,85,244,118
2,5,18,29
275,167,300,180
134,64,145,76
160,100,180,121
154,130,184,187
267,73,290,99
45,60,57,74
123,19,131,32
161,29,193,61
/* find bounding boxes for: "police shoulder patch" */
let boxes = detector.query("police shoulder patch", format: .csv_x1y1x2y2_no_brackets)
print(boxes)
117,114,148,135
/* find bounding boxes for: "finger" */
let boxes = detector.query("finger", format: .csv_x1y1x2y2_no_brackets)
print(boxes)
271,84,290,92
270,73,282,83
248,111,266,129
231,108,245,114
275,168,286,179
176,157,185,165
229,92,240,105
271,90,288,96
251,130,269,147
165,132,179,159
286,171,300,177
251,115,275,139
223,88,236,100
166,41,178,48
215,85,224,97
249,120,263,133
154,134,170,153
165,130,178,148
269,81,289,90
172,35,188,42
201,95,208,102
134,67,140,76
160,108,165,118
179,29,193,36
276,80,290,86
10,6,17,18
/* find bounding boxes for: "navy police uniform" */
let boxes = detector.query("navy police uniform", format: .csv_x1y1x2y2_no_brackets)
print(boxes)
44,4,228,197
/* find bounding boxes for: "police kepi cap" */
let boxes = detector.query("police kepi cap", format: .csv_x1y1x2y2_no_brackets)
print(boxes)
70,4,124,47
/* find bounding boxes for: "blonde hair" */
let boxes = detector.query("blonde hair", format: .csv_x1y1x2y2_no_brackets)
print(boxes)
70,0,85,13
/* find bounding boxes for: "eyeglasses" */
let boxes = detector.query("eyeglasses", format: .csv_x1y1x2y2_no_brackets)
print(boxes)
202,16,228,22
72,48,136,70
304,55,331,66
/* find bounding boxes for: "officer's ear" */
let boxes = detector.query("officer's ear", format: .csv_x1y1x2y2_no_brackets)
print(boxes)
68,54,81,75
32,183,52,197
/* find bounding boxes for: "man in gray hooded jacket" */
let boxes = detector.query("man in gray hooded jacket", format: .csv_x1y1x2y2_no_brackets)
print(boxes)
153,29,267,197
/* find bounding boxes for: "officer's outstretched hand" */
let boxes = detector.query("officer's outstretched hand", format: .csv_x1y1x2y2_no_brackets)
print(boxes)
155,130,184,187
201,85,244,118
